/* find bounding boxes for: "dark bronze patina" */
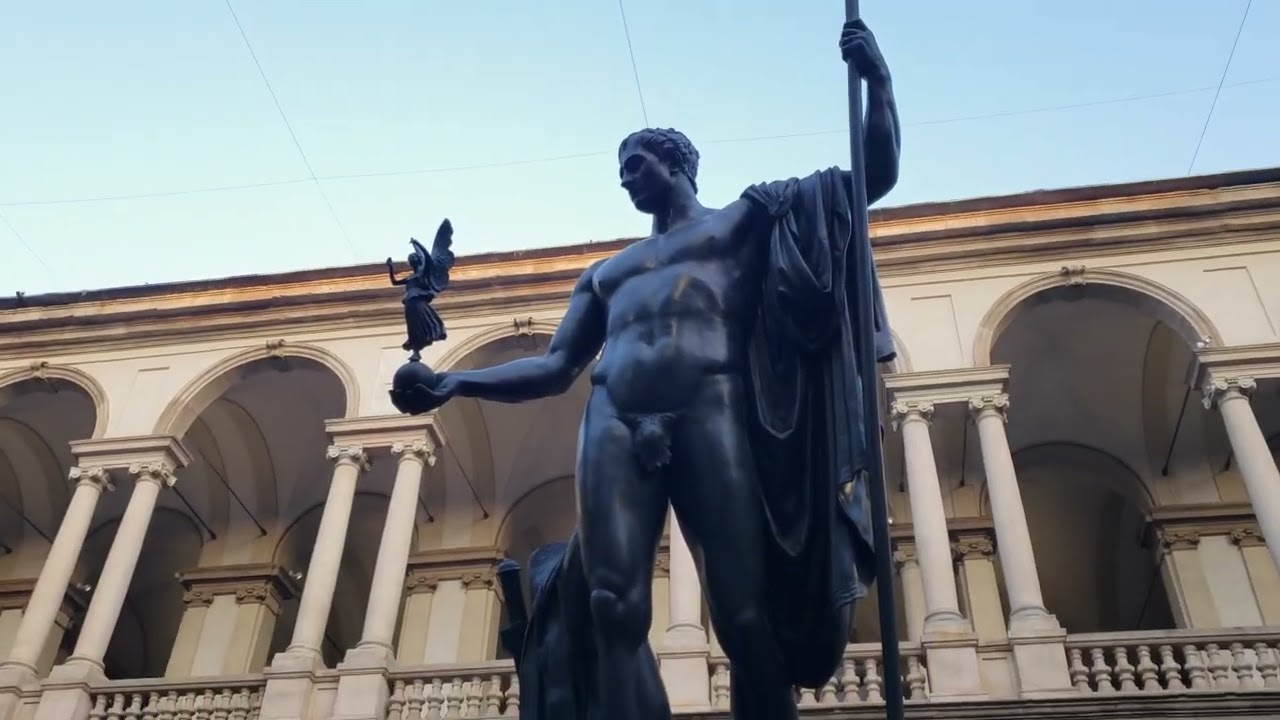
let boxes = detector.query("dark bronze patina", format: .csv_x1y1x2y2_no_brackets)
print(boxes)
391,19,900,720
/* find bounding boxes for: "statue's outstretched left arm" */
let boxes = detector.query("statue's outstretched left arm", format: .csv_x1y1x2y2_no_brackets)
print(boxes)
841,20,900,206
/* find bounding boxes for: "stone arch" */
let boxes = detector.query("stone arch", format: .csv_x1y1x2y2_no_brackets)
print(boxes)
434,320,560,372
978,441,1156,516
153,342,359,437
885,329,912,374
980,441,1173,632
0,362,109,439
972,268,1220,366
492,474,576,553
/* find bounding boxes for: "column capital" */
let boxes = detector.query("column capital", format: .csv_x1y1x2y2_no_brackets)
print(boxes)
892,544,918,569
1158,527,1201,552
1230,527,1265,548
326,444,370,470
128,461,177,487
968,393,1010,420
890,400,935,430
1202,376,1257,409
391,439,437,466
68,466,114,492
953,535,996,561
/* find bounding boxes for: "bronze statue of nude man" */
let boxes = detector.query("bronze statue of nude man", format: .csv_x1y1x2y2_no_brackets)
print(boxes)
418,19,900,720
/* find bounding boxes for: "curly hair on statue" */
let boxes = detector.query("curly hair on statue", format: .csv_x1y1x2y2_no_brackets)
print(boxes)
618,128,701,193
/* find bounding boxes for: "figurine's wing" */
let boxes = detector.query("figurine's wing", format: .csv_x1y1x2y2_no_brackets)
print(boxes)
428,219,455,291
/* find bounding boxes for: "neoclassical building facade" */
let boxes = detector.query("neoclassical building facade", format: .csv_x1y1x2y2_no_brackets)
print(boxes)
1,168,1279,719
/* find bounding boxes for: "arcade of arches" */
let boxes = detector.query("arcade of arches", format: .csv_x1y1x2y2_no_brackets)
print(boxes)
3,169,1280,719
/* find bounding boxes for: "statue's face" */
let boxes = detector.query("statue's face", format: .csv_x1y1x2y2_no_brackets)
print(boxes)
618,138,676,215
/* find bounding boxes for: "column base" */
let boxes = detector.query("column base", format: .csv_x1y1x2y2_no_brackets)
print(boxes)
0,663,40,720
658,641,711,711
259,647,328,720
30,660,103,720
329,643,394,720
920,616,986,701
1006,610,1074,698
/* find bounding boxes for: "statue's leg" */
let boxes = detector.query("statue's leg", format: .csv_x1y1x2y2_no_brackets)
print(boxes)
576,390,671,720
669,377,798,720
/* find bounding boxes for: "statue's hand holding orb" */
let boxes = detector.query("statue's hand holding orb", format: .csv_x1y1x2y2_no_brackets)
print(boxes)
390,363,456,415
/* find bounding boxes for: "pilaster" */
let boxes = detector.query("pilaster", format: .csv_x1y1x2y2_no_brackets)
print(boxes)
1149,503,1273,627
166,565,299,677
398,547,504,665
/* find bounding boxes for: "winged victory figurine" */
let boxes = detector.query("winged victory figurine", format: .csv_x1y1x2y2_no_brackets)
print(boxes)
387,218,455,361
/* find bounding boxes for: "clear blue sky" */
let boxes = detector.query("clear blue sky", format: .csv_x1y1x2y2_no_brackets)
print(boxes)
2,1,1277,295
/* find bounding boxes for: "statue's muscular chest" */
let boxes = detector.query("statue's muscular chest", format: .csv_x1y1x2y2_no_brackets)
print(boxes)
591,207,753,303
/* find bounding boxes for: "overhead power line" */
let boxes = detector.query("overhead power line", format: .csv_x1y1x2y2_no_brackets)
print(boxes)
224,0,358,259
617,0,650,127
3,76,1277,209
0,211,52,275
1187,0,1253,175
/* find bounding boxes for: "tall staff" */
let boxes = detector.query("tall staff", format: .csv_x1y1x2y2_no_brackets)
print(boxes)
842,2,904,719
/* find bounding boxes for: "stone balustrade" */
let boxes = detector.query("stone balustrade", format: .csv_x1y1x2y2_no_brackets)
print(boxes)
1065,628,1280,694
84,675,265,720
12,630,1280,719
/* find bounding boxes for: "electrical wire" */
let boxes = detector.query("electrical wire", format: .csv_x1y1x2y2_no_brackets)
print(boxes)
617,0,650,127
2,76,1277,209
0,211,52,274
1187,0,1253,175
224,0,358,258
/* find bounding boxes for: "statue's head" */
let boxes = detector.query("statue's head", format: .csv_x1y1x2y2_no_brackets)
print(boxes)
617,128,700,214
408,253,422,270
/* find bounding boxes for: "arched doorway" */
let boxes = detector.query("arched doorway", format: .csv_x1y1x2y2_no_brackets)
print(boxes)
0,373,101,674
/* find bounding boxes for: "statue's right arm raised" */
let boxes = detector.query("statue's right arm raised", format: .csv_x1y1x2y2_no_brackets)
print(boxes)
428,262,606,406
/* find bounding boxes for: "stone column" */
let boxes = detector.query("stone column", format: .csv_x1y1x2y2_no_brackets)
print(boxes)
333,440,434,720
891,401,966,632
892,541,925,642
353,440,433,657
660,511,710,710
890,400,983,699
1204,377,1280,574
27,437,189,720
284,445,368,661
65,463,174,670
0,467,112,677
969,395,1051,625
261,445,368,720
969,394,1070,697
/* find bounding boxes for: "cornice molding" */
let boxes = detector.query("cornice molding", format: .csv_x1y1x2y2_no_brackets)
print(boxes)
69,435,192,473
884,366,1010,408
325,413,446,454
4,173,1280,354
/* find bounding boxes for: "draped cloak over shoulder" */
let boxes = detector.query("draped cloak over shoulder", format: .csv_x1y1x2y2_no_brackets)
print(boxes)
505,167,895,718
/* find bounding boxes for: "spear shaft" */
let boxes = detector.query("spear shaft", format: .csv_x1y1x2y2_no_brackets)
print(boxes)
842,1,904,718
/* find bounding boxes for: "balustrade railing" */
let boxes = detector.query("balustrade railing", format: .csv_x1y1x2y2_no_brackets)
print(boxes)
387,661,518,719
58,628,1280,720
85,675,265,720
1065,628,1280,694
708,641,928,709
